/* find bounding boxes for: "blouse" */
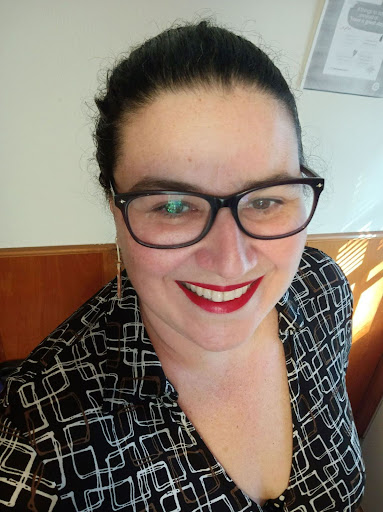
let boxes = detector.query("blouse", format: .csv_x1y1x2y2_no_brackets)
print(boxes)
0,246,365,511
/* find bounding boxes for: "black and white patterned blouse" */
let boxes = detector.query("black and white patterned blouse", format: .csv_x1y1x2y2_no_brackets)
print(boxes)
0,247,365,511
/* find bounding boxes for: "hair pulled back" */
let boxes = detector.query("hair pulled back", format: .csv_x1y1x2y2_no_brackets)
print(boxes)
94,20,303,195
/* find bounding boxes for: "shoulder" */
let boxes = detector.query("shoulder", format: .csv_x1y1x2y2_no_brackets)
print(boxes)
1,277,118,430
289,246,353,364
287,246,353,344
0,276,134,508
299,245,351,286
295,245,353,310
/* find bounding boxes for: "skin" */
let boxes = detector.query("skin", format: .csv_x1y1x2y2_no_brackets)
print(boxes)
110,85,307,381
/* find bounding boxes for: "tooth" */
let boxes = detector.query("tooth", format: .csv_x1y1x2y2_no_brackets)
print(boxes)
183,282,253,302
211,291,223,302
195,286,204,296
223,290,236,301
243,284,251,296
233,288,243,299
204,289,212,300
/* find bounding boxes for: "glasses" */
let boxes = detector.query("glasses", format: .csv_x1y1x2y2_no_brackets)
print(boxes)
113,166,324,249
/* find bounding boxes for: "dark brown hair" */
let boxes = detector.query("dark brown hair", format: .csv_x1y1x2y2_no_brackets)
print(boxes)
94,20,303,195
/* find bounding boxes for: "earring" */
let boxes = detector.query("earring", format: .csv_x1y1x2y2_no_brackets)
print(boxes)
116,238,122,299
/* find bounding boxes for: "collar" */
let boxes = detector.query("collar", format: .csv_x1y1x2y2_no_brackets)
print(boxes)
102,271,304,413
276,284,305,336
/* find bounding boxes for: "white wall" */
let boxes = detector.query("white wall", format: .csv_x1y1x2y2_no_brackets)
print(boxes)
361,400,383,511
1,0,382,248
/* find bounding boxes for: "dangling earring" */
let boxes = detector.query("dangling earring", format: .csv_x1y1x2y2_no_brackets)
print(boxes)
116,237,122,299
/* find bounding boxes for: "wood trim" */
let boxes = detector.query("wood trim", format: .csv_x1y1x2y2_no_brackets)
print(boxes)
1,231,381,258
307,231,381,241
0,244,115,258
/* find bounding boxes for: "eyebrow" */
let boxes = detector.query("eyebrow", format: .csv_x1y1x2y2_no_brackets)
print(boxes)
125,172,300,194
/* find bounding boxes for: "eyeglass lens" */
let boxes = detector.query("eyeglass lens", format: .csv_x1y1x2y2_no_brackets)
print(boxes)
126,183,315,246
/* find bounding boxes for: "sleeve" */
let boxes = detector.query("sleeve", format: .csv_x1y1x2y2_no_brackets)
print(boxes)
0,387,59,511
0,278,114,511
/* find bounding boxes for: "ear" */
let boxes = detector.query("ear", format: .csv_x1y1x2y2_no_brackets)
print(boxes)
109,196,118,219
109,196,125,229
109,196,114,213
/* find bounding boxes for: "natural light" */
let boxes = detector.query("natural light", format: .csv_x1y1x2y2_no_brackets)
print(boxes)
336,236,383,343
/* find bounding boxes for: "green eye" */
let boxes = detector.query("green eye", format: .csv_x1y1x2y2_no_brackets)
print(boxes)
165,200,185,214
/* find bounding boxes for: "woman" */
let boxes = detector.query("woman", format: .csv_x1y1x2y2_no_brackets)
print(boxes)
0,21,365,511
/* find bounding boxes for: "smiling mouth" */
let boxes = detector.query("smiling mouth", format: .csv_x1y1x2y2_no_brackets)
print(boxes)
175,277,263,314
182,282,252,302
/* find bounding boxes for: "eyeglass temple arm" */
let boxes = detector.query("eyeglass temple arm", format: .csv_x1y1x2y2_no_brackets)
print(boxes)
301,165,320,178
110,184,118,197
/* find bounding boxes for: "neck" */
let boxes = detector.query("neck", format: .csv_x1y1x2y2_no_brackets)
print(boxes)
141,303,279,389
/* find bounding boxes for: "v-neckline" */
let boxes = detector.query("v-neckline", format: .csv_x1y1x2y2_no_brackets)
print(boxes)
171,329,298,511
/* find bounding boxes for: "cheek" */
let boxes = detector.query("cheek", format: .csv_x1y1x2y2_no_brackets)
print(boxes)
264,234,306,274
119,235,192,285
114,210,187,279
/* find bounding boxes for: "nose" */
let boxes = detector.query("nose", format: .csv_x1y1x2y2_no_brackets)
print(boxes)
194,208,258,279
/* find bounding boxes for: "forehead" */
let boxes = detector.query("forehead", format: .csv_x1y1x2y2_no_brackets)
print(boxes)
115,85,299,193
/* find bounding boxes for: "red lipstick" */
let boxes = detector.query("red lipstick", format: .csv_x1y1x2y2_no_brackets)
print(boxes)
176,277,264,314
180,280,255,292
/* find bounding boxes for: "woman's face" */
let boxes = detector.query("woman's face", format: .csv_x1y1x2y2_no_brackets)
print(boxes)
112,86,306,354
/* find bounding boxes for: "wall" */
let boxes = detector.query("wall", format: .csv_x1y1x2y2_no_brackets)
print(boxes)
361,400,383,511
1,0,383,248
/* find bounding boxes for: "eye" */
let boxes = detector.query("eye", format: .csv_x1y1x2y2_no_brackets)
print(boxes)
154,199,191,215
250,198,282,210
165,200,188,214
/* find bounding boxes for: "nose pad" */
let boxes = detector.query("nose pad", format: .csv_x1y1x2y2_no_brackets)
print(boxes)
194,208,258,278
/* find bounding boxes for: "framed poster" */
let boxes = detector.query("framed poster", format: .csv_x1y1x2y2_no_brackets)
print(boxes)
302,0,383,97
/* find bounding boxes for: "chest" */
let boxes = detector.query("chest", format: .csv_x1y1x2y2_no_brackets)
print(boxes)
177,346,293,506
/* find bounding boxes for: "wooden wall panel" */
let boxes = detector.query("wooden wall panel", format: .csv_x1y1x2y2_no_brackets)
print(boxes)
1,234,382,437
0,245,116,360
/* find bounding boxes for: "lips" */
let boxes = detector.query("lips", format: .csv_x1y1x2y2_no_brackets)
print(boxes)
176,277,264,314
183,282,252,302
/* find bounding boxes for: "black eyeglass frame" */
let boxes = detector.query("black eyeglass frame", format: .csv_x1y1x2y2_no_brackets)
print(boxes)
113,166,324,249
